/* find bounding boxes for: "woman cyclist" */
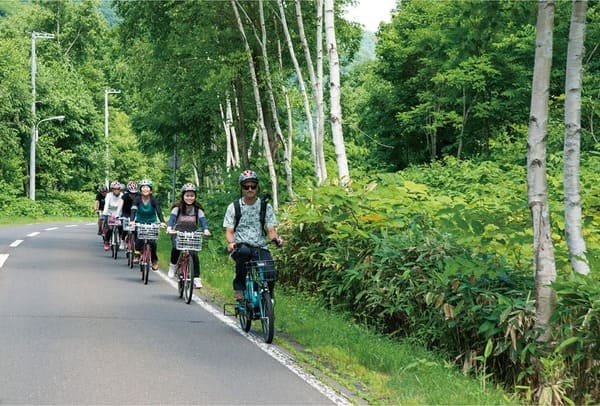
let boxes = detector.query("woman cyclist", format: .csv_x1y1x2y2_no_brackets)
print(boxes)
102,181,124,251
166,182,211,288
130,179,166,270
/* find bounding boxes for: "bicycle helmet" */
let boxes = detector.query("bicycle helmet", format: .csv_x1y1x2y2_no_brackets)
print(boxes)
181,182,197,193
139,179,153,190
127,181,138,193
238,170,259,185
110,180,121,190
98,184,108,192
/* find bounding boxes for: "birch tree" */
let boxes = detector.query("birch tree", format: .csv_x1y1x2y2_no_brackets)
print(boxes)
276,0,321,184
324,0,350,186
527,0,557,342
564,0,590,275
231,0,279,210
295,0,327,184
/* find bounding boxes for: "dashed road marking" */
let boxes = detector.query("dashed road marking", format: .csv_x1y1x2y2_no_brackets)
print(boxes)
27,232,40,237
45,227,59,231
65,225,78,228
0,254,8,268
9,240,23,247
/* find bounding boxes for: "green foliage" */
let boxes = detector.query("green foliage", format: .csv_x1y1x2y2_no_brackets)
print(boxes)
0,190,94,218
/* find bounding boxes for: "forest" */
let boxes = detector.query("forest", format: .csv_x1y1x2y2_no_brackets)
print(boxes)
1,0,600,403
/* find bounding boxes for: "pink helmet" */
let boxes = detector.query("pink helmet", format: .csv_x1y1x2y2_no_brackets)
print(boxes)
110,181,121,190
181,182,197,193
127,181,138,193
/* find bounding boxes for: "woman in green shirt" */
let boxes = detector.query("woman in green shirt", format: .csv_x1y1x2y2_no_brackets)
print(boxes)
130,179,166,269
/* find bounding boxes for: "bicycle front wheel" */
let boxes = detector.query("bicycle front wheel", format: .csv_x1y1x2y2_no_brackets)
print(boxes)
260,291,275,343
142,244,150,285
238,300,251,332
111,228,119,259
183,255,194,304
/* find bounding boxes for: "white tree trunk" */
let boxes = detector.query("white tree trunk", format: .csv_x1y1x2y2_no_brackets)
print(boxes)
277,0,321,184
220,102,234,171
324,0,350,186
528,0,557,342
295,0,327,184
277,37,295,199
226,96,240,168
564,0,590,275
232,0,279,210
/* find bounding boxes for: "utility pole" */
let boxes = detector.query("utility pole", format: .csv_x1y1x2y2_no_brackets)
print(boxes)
29,31,55,200
104,89,121,186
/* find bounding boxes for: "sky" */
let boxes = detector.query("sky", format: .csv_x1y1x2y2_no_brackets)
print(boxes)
343,0,396,32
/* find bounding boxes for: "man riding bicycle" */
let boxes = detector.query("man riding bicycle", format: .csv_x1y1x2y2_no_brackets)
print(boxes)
223,170,283,301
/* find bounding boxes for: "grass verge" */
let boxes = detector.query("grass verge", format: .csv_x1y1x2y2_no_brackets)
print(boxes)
156,234,516,405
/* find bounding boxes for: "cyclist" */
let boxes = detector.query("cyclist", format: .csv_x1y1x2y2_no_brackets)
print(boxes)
102,181,124,251
130,179,166,270
94,184,108,235
223,170,283,301
166,182,211,288
120,181,139,249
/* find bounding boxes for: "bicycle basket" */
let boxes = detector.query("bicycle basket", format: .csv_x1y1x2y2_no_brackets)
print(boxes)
121,217,132,231
247,260,277,282
175,231,203,251
107,216,121,226
136,223,159,240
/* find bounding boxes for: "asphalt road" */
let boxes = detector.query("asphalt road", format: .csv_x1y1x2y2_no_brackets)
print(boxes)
0,222,348,405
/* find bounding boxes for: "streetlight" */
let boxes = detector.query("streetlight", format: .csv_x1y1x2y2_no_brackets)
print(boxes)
29,31,55,199
104,88,121,186
29,115,65,201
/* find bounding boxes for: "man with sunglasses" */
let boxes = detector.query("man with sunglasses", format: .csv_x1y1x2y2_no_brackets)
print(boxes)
223,170,284,301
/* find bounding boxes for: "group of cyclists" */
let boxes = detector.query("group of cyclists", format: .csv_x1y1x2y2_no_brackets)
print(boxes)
94,170,284,298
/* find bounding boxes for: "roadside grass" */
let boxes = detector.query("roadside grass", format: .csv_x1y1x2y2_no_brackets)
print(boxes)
157,235,517,405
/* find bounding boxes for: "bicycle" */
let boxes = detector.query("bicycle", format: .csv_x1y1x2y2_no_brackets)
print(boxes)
107,215,121,260
135,223,160,285
121,217,135,269
233,258,277,344
170,230,203,304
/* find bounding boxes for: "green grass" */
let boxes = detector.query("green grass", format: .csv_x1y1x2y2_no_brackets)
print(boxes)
155,235,517,405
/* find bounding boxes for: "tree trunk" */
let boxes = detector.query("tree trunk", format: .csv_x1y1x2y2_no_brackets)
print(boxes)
324,0,350,186
232,0,279,210
295,0,327,184
277,0,321,184
277,37,295,199
564,0,589,275
528,0,557,343
233,77,249,169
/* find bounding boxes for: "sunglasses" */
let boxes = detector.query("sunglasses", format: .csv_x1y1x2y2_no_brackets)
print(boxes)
242,184,258,190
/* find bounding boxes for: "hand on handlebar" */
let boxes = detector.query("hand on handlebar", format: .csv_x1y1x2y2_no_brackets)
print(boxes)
271,237,284,247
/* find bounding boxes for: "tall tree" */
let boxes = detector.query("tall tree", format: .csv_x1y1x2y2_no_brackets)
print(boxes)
527,0,557,343
324,0,349,186
564,0,590,275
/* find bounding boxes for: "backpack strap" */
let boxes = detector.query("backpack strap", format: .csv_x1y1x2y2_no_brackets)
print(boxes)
233,199,242,232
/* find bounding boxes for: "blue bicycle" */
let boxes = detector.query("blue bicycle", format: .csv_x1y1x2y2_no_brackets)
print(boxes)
235,259,276,343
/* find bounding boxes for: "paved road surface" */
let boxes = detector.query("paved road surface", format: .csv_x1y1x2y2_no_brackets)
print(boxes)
0,222,348,405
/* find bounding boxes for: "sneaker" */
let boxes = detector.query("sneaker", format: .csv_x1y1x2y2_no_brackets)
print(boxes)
151,262,159,271
168,263,176,278
103,242,110,251
233,290,244,301
119,240,125,250
194,278,203,288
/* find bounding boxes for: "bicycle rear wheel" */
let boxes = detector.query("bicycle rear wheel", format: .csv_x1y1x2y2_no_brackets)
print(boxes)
238,300,251,332
183,255,194,304
260,291,275,343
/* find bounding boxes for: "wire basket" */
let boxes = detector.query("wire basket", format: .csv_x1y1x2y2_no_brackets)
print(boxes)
136,223,160,240
247,260,277,282
175,231,203,251
107,215,121,226
121,217,132,231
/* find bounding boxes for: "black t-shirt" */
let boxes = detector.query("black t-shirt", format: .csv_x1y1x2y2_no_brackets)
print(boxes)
121,192,137,217
95,192,106,211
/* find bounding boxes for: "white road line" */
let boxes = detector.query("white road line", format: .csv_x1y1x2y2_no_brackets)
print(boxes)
86,222,96,226
45,227,59,231
27,232,40,237
9,240,23,247
65,225,78,228
0,254,8,268
156,271,352,406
